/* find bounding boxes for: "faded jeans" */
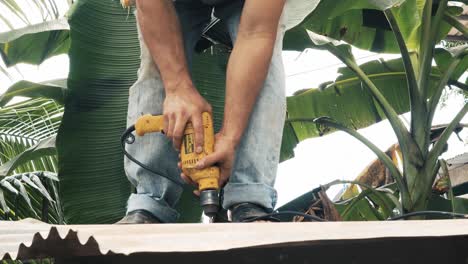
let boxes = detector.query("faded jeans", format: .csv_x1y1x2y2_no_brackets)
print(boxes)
124,0,287,223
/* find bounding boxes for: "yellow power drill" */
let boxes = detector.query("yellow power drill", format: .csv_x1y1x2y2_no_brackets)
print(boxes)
122,112,220,219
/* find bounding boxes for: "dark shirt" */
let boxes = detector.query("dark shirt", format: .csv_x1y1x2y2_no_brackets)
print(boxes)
201,0,231,5
200,0,233,5
174,0,236,6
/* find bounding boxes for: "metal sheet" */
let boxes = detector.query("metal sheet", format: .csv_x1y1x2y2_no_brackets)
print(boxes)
1,219,468,261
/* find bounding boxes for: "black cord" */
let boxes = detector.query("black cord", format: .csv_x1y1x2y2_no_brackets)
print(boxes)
121,126,183,186
243,211,326,222
389,211,468,220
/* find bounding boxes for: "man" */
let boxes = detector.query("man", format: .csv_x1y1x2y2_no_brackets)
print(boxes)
118,0,287,223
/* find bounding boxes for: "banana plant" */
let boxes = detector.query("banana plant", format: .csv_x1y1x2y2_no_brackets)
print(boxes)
287,0,468,214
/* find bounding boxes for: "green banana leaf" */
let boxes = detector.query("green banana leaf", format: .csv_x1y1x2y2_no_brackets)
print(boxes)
56,0,139,224
57,0,229,224
280,56,441,162
336,186,397,221
285,0,462,53
0,79,67,106
335,199,382,221
434,46,468,84
0,18,70,67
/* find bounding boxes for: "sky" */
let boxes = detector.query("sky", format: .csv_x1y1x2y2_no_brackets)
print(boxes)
1,2,467,208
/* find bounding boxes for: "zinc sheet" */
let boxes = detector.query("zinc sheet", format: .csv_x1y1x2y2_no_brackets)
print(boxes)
1,219,468,260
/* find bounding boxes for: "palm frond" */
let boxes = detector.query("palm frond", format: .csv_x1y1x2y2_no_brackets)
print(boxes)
0,98,62,223
0,0,68,28
0,171,61,223
0,98,62,142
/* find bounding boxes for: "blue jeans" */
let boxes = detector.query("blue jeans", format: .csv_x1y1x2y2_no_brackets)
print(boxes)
125,0,287,223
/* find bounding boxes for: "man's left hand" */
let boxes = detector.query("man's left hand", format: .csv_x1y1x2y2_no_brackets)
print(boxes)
180,132,237,188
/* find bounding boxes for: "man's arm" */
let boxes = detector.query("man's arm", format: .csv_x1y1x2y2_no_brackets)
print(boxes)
196,0,286,185
136,0,211,152
221,0,286,145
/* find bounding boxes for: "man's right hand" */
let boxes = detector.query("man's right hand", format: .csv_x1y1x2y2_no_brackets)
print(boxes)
135,0,211,151
163,83,212,153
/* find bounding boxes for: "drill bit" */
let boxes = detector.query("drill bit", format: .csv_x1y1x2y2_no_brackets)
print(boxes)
200,189,219,222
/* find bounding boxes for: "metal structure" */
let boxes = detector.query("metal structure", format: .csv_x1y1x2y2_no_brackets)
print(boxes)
1,219,467,263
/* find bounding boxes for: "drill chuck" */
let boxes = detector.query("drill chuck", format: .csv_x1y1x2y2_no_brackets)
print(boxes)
200,189,219,218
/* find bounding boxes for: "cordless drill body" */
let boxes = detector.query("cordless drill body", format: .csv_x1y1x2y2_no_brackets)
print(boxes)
134,112,220,218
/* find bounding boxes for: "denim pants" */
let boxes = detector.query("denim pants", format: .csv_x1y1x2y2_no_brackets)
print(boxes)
125,0,287,223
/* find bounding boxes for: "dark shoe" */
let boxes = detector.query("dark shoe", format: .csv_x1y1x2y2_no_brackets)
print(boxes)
230,203,279,222
115,210,161,224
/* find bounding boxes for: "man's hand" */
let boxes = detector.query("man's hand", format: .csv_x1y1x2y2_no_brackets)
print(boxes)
179,132,236,189
136,0,213,151
163,84,212,151
197,132,237,186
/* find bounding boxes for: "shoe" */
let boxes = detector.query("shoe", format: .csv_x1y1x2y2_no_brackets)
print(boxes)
230,203,279,222
115,210,161,224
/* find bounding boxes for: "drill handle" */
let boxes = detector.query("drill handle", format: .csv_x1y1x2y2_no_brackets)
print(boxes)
135,114,165,136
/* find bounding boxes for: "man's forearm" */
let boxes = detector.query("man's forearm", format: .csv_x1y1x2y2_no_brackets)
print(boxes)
221,0,285,146
222,34,277,145
136,0,192,92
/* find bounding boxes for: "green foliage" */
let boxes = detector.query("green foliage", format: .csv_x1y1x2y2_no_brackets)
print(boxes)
0,99,62,223
0,1,70,78
0,80,67,107
55,0,137,224
434,47,468,84
0,171,61,223
0,19,70,67
0,0,63,28
282,0,468,218
0,137,56,177
0,0,69,223
282,57,442,159
0,98,62,142
285,0,463,53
